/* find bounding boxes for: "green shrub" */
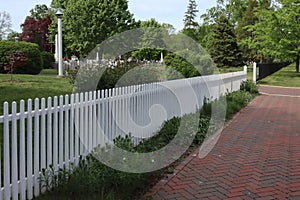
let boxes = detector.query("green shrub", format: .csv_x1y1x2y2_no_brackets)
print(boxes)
0,41,42,74
226,91,253,118
41,51,55,69
69,62,161,92
240,80,259,94
164,53,200,79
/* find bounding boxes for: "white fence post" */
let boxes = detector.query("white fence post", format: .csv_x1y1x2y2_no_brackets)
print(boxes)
244,65,247,75
253,62,257,83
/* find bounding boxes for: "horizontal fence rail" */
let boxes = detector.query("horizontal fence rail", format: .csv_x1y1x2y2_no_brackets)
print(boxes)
0,70,246,199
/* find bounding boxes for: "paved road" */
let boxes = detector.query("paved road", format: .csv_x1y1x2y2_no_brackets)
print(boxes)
145,85,300,199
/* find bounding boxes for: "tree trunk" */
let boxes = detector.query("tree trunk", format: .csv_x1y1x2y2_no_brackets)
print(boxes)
296,54,300,73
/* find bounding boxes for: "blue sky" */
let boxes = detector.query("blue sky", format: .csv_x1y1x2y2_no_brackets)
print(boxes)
2,0,217,32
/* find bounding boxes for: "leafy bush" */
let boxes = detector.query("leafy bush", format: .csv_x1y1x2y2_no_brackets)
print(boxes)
69,62,161,92
164,53,200,79
0,41,42,74
226,91,253,118
240,80,259,94
41,51,55,69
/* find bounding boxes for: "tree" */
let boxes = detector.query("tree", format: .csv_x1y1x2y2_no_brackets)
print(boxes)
131,18,166,61
201,0,248,25
0,11,12,40
8,51,28,81
207,14,242,67
7,31,21,41
182,0,200,41
235,0,259,60
183,0,199,29
252,0,300,71
162,23,176,35
51,0,136,57
30,4,52,19
19,16,53,52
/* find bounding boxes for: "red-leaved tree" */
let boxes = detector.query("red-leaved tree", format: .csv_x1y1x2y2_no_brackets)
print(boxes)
8,51,28,81
19,16,53,52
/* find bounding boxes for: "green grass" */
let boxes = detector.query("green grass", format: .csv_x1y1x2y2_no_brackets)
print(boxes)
258,64,300,87
215,66,253,80
39,69,58,75
0,74,72,115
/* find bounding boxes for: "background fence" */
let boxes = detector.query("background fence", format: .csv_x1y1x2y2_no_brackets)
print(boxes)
0,70,246,200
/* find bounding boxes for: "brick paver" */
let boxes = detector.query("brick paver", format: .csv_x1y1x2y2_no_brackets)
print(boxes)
144,86,300,199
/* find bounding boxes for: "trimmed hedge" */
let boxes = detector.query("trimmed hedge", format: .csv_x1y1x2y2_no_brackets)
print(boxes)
41,51,55,69
0,41,42,75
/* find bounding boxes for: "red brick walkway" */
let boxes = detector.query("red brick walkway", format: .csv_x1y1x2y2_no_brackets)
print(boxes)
144,85,300,200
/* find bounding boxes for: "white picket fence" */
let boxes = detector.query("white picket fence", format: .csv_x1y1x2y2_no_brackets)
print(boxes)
0,69,246,200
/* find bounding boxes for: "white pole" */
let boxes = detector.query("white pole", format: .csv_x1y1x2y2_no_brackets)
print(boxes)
55,34,58,62
57,17,63,77
96,52,99,61
243,65,247,74
253,62,257,83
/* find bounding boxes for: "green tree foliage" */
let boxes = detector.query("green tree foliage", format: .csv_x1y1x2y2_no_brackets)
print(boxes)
132,18,166,61
41,51,55,69
235,0,259,60
30,4,52,19
162,23,176,35
6,31,21,41
183,0,199,29
207,14,242,67
0,41,42,74
201,0,248,25
0,11,12,40
252,0,300,71
51,0,136,57
182,0,199,42
164,53,200,79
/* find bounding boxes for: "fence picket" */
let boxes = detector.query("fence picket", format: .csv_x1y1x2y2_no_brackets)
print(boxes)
40,99,46,177
70,94,75,164
59,96,64,168
84,92,89,155
79,93,84,156
34,98,40,197
53,97,58,172
75,93,80,165
19,100,26,200
27,99,33,199
47,97,52,169
3,102,10,200
65,95,69,169
11,102,18,200
88,92,93,152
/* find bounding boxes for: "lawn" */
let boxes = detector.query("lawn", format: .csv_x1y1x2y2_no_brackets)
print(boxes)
216,65,253,80
39,68,58,75
258,64,300,87
0,74,73,115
